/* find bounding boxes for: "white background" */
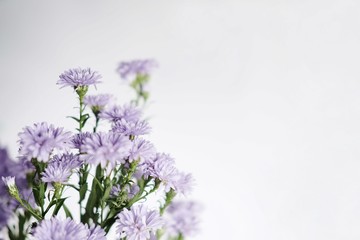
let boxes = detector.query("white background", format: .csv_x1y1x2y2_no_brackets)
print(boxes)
1,0,360,239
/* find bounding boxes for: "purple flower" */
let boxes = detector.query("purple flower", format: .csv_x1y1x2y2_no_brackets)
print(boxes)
57,68,102,88
18,122,72,162
110,184,122,197
117,59,157,80
112,119,151,137
2,176,21,202
141,153,193,194
0,148,16,192
0,148,35,217
32,217,89,240
128,184,140,199
149,233,157,240
164,200,201,237
129,138,156,163
71,132,92,150
173,172,194,195
81,132,132,169
88,224,107,240
41,153,81,184
84,94,112,109
111,184,140,199
100,104,141,123
142,153,178,192
2,176,15,189
116,204,163,240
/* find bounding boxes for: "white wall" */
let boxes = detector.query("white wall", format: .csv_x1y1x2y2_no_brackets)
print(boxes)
1,0,360,239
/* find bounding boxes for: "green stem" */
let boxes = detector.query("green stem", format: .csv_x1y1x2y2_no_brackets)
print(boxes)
123,160,140,185
77,88,90,220
42,184,63,217
83,165,104,224
79,164,89,223
63,204,73,218
43,194,56,217
75,85,88,133
18,199,42,221
72,86,89,222
127,179,160,207
93,115,100,133
177,233,184,240
31,159,46,216
79,95,85,132
101,178,152,233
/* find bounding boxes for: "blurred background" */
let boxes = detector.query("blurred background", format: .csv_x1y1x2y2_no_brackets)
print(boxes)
1,0,360,239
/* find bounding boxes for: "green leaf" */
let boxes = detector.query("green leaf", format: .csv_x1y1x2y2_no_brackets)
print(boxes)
18,212,26,235
130,79,138,88
80,114,90,129
63,204,73,219
102,184,112,203
79,183,88,202
33,182,46,208
137,74,150,85
39,183,46,207
7,226,16,240
84,175,102,223
33,187,40,206
53,198,67,216
67,116,80,122
80,113,90,121
177,233,184,240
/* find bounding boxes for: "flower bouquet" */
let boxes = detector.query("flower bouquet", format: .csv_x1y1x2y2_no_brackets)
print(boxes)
0,60,200,240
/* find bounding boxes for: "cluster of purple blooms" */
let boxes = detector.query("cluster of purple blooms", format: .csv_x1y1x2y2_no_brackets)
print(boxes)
0,60,200,240
0,148,33,229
